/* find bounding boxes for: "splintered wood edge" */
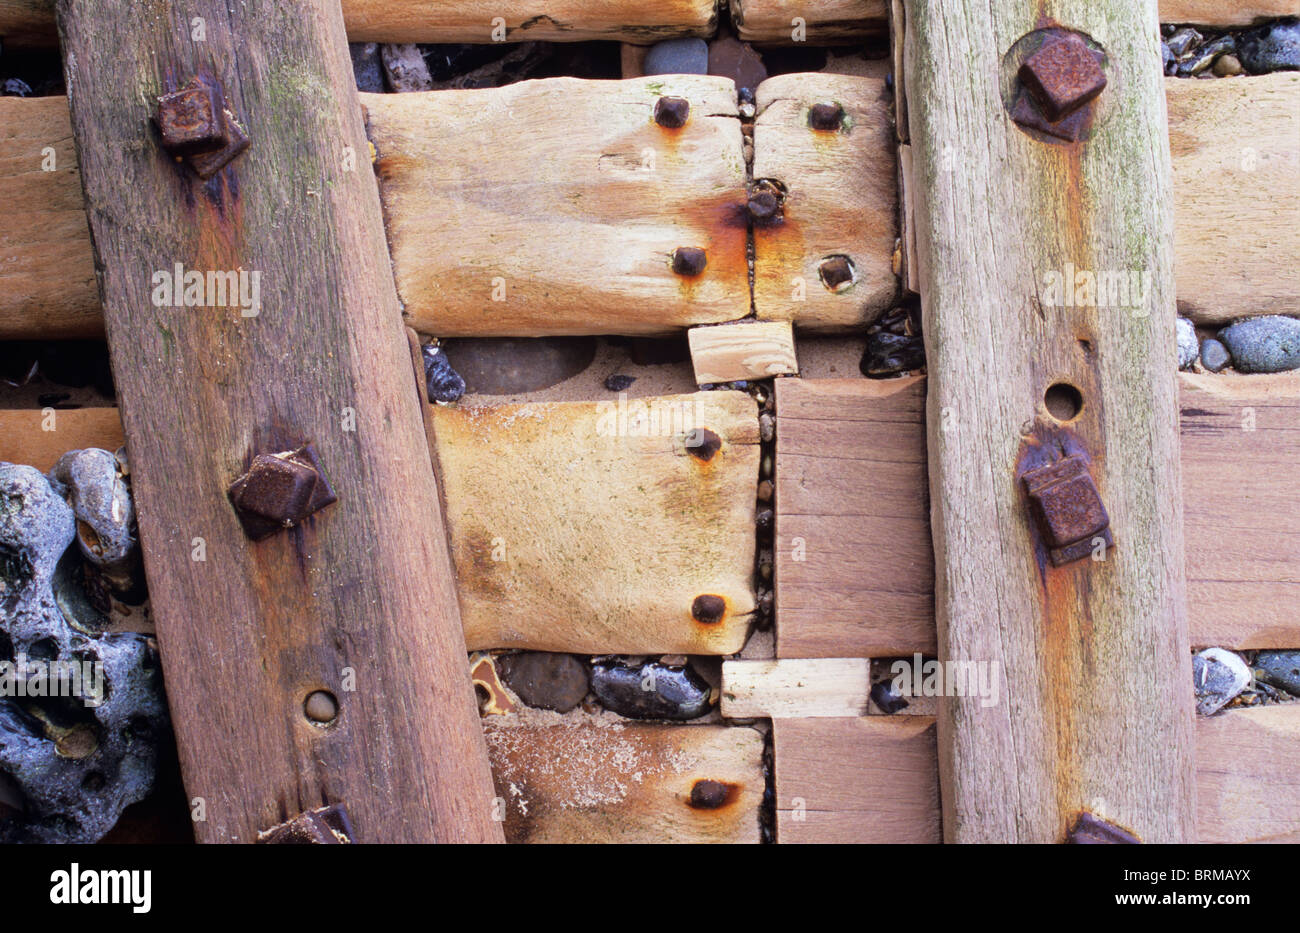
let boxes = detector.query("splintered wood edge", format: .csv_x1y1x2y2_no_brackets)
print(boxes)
722,658,871,718
688,321,798,384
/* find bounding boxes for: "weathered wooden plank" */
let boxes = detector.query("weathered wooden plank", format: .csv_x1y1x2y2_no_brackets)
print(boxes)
773,716,940,843
366,77,748,337
732,0,888,44
752,73,897,332
0,407,123,472
722,658,871,718
688,320,798,384
485,720,764,843
905,1,1195,842
1169,73,1300,326
1159,0,1300,25
433,391,759,654
0,96,99,339
772,707,1300,843
53,0,500,843
774,376,934,658
1182,372,1300,649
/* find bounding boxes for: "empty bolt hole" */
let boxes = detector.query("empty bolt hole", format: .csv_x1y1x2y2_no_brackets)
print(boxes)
304,690,339,725
1044,382,1083,421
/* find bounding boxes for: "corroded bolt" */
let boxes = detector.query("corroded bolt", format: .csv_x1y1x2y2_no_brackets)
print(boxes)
304,690,339,725
808,101,844,131
672,246,708,277
818,255,855,291
1022,454,1112,566
691,594,727,624
188,108,251,179
688,779,731,809
685,427,723,462
257,804,355,844
747,189,780,221
156,82,225,156
654,96,690,129
1019,34,1106,122
1066,812,1140,844
228,442,338,540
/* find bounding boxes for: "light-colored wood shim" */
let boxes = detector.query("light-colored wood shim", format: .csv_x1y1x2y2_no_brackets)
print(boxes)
905,1,1195,842
752,73,898,332
732,0,888,43
0,408,124,472
432,391,759,654
774,376,935,658
0,0,722,45
1169,73,1300,326
688,320,798,384
722,658,870,718
55,0,501,843
366,77,749,337
890,0,907,143
898,142,918,295
0,96,99,339
1181,372,1300,649
773,716,939,843
485,721,764,843
771,706,1300,843
1196,705,1300,844
1159,0,1300,26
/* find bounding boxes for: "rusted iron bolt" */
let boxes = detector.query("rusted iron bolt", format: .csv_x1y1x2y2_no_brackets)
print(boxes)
304,690,339,725
818,254,856,292
691,594,727,624
228,442,338,540
685,427,723,462
748,189,780,221
808,101,844,131
1022,454,1112,566
689,779,731,809
672,246,708,277
257,804,355,844
156,82,225,156
654,96,691,129
1019,34,1106,122
1066,812,1140,844
188,108,250,180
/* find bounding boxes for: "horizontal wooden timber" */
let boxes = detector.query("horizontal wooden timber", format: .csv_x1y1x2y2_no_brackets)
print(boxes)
0,0,721,45
731,0,888,44
1167,73,1300,326
721,658,871,718
1,391,759,655
4,76,1295,338
367,76,749,337
688,320,798,384
773,706,1300,843
1158,0,1300,25
485,721,764,843
773,373,1300,658
752,73,897,332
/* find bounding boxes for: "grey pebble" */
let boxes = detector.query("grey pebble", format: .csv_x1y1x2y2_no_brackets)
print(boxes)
644,38,709,76
422,344,466,403
381,43,434,91
591,658,712,720
1193,647,1251,716
1176,317,1198,370
1218,315,1300,373
350,42,386,93
1254,650,1300,697
499,652,590,713
1237,19,1300,74
1166,27,1201,59
47,449,137,593
1200,337,1231,372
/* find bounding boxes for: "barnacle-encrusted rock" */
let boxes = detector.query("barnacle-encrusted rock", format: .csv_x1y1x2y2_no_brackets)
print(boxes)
0,463,166,844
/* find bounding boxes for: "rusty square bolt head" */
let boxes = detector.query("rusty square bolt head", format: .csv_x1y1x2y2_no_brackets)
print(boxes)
228,443,337,540
1018,34,1106,122
654,96,690,129
1066,812,1140,844
1022,455,1112,566
156,83,225,156
748,190,780,221
257,804,354,844
188,108,250,179
818,255,855,291
672,246,708,276
808,102,844,131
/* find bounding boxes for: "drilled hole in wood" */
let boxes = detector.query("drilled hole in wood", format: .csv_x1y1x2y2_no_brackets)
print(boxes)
1044,382,1084,422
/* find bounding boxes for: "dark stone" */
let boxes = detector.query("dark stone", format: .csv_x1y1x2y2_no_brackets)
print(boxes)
349,42,386,92
591,659,713,720
1200,337,1230,372
604,374,636,392
644,38,709,76
708,36,768,91
1237,19,1300,74
499,652,590,713
1166,27,1201,59
871,680,910,715
860,331,926,378
1254,651,1300,697
1,78,32,97
439,337,596,395
1218,315,1300,373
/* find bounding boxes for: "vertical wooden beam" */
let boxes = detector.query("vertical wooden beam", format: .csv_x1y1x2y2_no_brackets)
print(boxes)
54,0,502,842
903,2,1195,841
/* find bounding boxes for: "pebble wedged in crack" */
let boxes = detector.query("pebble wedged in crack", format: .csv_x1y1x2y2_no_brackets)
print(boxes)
499,652,589,713
590,658,712,720
1218,315,1300,373
1192,647,1251,716
0,463,167,843
1176,317,1198,370
47,449,137,593
1237,19,1300,74
644,38,708,76
422,344,467,403
1253,651,1300,697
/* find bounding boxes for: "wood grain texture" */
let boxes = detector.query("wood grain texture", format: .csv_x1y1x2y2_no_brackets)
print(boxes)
1169,73,1300,326
366,77,749,337
1181,372,1300,649
0,96,99,338
722,658,871,718
485,721,764,843
1159,0,1299,25
433,391,759,654
752,73,898,332
688,320,798,384
54,0,500,843
773,716,940,843
1196,705,1300,844
904,0,1195,842
732,0,888,43
774,377,934,658
0,407,123,472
